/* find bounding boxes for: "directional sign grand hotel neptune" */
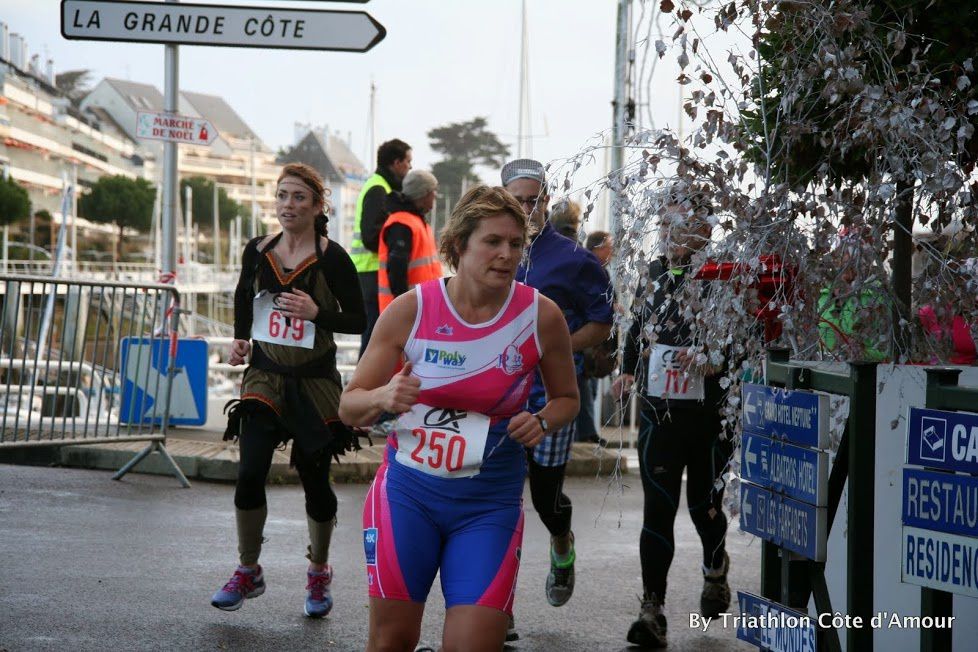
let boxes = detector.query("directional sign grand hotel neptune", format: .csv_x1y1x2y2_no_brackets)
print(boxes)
742,382,830,449
62,0,386,52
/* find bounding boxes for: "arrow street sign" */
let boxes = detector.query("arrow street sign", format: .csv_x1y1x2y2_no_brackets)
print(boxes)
120,337,208,426
137,110,217,146
62,0,387,52
740,481,827,561
742,383,830,449
742,431,829,506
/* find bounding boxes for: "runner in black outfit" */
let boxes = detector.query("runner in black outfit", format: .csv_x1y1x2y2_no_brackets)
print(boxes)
212,163,365,619
613,193,733,648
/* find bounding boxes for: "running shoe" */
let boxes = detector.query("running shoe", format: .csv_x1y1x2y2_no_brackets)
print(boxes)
304,566,334,618
700,551,731,618
626,596,667,648
545,532,575,607
211,565,265,611
505,614,519,642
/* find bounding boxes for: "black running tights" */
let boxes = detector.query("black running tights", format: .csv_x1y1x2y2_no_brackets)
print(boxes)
526,452,573,538
234,411,337,523
637,404,732,602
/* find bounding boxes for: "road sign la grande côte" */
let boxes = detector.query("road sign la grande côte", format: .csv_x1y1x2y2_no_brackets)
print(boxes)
137,111,217,146
61,0,386,52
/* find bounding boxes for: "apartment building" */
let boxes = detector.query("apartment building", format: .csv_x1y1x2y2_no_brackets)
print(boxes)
0,25,143,233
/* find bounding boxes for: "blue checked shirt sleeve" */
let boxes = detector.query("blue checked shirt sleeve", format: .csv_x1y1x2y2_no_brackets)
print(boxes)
532,419,577,467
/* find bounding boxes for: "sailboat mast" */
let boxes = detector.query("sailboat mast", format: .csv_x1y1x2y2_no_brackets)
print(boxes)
517,0,531,159
368,79,377,169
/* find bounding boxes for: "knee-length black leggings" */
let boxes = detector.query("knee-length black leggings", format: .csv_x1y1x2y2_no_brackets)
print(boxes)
637,403,733,603
526,452,573,538
233,411,337,523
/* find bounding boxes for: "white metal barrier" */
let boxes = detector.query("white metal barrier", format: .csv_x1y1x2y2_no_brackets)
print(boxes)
0,274,189,487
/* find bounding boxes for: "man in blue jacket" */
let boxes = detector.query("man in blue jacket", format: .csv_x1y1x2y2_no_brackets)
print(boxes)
502,159,614,632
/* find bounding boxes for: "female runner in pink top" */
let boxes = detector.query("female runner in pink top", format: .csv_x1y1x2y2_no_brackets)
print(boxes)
340,185,579,652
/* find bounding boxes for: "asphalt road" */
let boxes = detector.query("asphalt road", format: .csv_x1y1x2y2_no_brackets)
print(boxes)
0,464,757,651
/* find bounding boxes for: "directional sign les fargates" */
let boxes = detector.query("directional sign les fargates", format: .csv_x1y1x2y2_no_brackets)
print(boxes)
740,481,827,561
62,0,386,52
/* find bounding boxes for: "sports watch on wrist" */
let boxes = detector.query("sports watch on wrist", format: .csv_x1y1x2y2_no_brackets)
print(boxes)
532,412,549,433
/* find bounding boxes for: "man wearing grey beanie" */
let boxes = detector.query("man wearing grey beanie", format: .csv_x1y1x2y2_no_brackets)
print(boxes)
377,170,443,311
502,158,614,640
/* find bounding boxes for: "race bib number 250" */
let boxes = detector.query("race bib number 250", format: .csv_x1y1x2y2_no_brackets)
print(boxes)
394,403,490,478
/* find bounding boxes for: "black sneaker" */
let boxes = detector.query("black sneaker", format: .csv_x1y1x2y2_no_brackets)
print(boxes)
505,614,519,642
700,551,731,618
626,597,667,648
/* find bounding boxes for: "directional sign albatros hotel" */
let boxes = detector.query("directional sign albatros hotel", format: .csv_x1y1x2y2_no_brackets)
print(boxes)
62,0,386,52
137,110,217,146
742,383,830,449
741,431,829,506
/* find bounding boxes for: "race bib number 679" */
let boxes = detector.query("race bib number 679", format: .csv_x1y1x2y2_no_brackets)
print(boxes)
394,403,490,478
251,290,315,349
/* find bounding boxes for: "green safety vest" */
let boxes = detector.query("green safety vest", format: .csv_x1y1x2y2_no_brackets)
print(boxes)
350,173,392,273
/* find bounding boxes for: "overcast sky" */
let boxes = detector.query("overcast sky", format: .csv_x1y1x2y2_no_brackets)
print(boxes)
4,0,645,186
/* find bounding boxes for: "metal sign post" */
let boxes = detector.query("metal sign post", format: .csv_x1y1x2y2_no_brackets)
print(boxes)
160,16,178,310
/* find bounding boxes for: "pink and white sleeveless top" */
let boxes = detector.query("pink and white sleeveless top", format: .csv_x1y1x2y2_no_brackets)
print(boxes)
405,278,541,420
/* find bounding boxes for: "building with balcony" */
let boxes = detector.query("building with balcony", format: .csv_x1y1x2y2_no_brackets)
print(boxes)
0,23,145,249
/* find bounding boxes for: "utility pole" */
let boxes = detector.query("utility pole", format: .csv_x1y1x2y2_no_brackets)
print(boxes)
610,0,631,235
